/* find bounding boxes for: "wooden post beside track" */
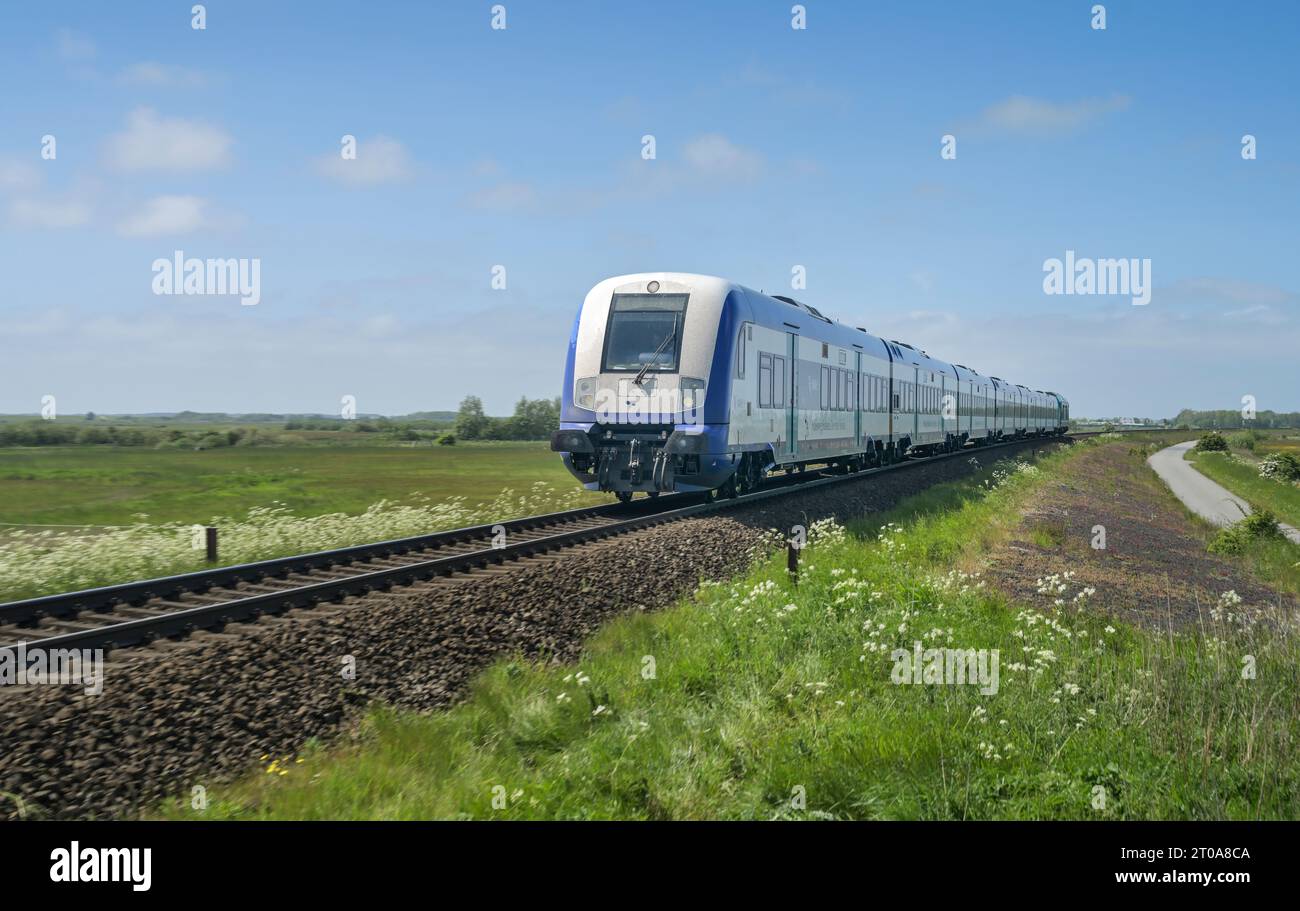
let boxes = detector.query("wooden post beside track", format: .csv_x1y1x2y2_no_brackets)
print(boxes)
205,526,218,564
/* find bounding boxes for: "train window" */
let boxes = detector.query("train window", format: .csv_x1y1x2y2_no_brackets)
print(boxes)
820,366,830,409
602,293,688,372
758,353,772,408
736,325,747,378
774,356,786,407
821,342,829,359
893,391,900,411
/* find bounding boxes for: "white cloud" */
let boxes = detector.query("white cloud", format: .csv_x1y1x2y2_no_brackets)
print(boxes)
971,94,1131,136
104,107,233,172
314,135,413,186
56,28,96,62
0,300,575,416
0,160,42,193
117,62,208,88
9,197,92,229
466,181,539,212
864,281,1298,417
682,133,763,180
1160,277,1298,325
116,195,209,236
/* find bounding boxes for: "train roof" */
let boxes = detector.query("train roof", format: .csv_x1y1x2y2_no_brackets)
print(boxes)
592,273,1056,395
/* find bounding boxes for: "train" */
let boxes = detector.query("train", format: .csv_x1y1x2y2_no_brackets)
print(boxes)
551,273,1068,502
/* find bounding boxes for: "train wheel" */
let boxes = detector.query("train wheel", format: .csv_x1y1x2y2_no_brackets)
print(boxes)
734,456,751,495
615,491,633,504
646,491,660,499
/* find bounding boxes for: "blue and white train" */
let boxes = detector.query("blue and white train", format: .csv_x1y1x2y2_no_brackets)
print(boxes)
551,273,1068,502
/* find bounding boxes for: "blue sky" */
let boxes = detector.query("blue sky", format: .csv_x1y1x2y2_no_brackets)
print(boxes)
1,0,1296,418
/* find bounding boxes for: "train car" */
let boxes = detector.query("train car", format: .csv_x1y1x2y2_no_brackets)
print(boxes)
1046,391,1071,433
952,363,994,445
551,272,1065,500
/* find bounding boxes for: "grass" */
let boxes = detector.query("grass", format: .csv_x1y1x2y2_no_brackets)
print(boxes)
0,442,596,529
161,439,1300,820
1186,449,1300,531
0,442,603,602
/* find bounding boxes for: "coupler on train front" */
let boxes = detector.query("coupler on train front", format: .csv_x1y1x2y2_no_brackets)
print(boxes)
551,424,738,501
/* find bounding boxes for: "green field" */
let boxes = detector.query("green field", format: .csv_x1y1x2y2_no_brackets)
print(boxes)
0,442,603,602
0,442,597,529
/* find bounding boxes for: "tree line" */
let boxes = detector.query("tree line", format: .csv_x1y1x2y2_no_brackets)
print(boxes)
454,396,559,441
1172,409,1300,429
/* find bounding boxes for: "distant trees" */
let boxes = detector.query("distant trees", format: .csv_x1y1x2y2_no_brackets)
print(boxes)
1173,408,1300,429
454,396,490,440
454,395,559,441
0,398,559,448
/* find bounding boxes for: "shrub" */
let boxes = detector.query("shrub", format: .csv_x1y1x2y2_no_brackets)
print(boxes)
437,433,456,446
1227,431,1256,451
1208,509,1284,555
1259,452,1300,482
1195,432,1228,453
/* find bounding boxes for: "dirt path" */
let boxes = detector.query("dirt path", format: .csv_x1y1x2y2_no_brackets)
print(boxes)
984,440,1296,630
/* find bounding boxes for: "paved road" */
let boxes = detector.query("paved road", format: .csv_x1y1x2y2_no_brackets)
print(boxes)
1148,440,1300,543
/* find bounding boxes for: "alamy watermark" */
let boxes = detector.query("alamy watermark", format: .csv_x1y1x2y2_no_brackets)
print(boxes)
50,842,150,891
0,642,104,695
890,642,1000,695
1042,250,1150,306
152,250,261,306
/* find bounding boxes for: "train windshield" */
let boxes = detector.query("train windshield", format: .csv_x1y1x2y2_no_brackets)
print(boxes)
601,293,688,372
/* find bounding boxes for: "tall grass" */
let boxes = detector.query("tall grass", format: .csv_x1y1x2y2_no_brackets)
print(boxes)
167,442,1300,820
0,482,590,603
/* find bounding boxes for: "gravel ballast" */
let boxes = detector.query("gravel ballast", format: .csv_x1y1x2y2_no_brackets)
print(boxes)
0,438,1061,820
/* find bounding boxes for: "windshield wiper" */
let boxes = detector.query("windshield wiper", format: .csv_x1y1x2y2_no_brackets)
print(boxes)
633,327,676,387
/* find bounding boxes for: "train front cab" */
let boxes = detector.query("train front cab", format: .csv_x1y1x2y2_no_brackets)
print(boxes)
551,275,743,501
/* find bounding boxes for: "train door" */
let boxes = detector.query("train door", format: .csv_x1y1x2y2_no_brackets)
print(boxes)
909,366,919,442
887,360,894,440
786,332,798,460
854,351,862,452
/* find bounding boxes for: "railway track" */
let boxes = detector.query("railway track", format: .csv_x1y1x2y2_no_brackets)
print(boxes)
0,430,1148,656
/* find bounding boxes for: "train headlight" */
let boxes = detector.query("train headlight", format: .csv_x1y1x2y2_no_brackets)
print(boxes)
665,430,707,453
575,376,598,410
550,429,594,453
680,377,705,423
